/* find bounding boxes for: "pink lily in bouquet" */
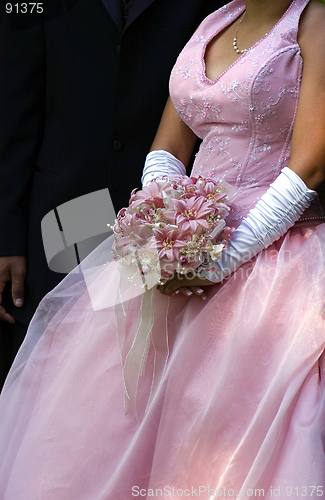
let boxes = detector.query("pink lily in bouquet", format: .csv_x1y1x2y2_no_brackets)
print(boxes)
173,196,215,233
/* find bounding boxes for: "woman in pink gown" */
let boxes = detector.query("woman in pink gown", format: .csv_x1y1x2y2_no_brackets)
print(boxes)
1,0,325,498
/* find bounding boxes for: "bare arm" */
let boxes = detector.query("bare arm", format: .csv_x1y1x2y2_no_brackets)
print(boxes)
289,0,325,188
150,97,198,166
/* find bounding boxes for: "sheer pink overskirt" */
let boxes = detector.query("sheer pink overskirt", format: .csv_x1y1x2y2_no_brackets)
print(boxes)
0,223,325,499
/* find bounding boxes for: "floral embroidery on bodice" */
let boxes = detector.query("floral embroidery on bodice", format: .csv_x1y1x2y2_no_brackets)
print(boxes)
169,0,312,226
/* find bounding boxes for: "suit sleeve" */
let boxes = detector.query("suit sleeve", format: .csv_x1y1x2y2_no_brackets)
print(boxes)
0,9,45,256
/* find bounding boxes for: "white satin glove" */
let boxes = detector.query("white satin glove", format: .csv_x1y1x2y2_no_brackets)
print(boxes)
205,167,317,283
141,150,186,187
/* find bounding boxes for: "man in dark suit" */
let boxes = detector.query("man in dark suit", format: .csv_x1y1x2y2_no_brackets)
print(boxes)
0,0,225,385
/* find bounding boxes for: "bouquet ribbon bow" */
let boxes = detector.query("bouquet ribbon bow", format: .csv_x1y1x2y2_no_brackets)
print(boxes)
113,175,234,417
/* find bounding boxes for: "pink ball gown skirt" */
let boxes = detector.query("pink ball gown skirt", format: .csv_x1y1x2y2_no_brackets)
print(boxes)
0,226,325,499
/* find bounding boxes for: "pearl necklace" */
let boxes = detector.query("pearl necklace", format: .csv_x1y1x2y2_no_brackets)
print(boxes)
233,11,247,55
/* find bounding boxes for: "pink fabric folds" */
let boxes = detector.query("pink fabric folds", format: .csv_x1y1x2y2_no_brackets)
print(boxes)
0,224,325,499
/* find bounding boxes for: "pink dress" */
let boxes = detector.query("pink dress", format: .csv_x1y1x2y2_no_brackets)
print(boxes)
1,1,325,498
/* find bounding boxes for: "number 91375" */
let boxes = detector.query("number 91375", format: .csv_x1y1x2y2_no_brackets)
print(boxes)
285,486,323,496
5,3,43,13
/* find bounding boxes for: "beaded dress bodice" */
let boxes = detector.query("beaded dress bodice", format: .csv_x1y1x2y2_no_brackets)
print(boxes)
169,0,319,226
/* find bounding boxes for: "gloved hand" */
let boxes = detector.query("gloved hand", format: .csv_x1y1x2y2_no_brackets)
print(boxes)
205,167,317,282
141,150,186,187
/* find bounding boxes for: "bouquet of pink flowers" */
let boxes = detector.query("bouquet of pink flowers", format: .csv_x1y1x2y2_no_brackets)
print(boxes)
112,175,234,287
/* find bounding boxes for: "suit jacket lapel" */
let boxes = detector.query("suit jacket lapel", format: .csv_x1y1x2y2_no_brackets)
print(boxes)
124,0,157,31
100,0,124,32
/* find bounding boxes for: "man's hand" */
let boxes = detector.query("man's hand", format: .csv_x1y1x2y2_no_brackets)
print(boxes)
158,274,215,300
0,256,26,323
